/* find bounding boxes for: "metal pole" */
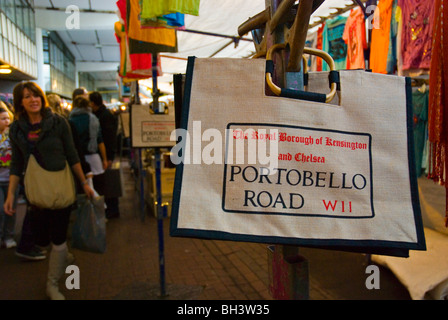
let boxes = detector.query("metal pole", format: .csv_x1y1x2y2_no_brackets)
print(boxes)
155,146,166,298
152,53,167,298
138,148,145,222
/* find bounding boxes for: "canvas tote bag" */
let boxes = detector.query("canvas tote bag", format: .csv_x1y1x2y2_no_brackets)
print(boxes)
24,154,76,209
170,56,426,257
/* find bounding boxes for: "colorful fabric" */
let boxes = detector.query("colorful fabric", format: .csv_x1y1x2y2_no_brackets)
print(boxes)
369,0,394,74
115,21,163,79
305,31,317,71
428,0,448,226
343,7,367,70
140,0,200,20
395,5,404,75
386,0,398,74
141,12,185,29
316,23,325,71
412,88,429,177
398,0,435,71
127,0,177,48
0,130,12,167
322,16,347,71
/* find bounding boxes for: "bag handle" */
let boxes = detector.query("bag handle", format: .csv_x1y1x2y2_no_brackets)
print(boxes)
265,43,338,103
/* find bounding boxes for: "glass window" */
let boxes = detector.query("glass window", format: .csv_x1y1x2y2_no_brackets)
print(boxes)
10,20,16,44
4,0,15,24
0,35,3,61
15,0,23,32
3,38,8,62
7,19,12,43
1,13,6,40
8,42,13,66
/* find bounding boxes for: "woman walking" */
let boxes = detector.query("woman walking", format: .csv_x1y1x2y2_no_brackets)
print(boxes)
3,82,94,300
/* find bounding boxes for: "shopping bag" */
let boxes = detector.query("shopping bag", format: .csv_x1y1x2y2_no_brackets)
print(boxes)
71,195,106,253
103,166,123,198
169,57,426,257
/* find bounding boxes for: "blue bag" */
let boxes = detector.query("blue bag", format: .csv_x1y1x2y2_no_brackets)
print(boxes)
71,195,106,253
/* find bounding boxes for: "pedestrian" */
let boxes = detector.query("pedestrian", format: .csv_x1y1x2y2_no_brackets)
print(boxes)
0,101,16,249
3,82,94,300
47,93,92,190
89,91,120,219
72,87,89,101
46,94,64,116
69,95,107,194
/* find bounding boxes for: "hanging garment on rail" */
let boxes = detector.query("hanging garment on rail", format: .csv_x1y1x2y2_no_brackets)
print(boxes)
428,0,448,227
386,0,398,74
127,0,177,49
370,0,394,74
140,12,185,29
170,57,426,257
398,0,435,74
343,7,366,70
140,0,200,20
305,31,318,72
316,23,325,71
115,21,162,79
322,16,347,71
412,88,429,177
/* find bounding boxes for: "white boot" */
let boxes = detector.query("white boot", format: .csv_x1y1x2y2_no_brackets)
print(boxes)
46,243,68,300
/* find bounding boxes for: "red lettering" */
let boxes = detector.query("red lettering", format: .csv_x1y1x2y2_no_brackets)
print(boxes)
322,200,337,211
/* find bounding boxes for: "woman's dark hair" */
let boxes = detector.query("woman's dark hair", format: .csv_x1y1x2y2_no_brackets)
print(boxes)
73,96,91,110
72,87,88,101
88,91,103,107
13,82,49,120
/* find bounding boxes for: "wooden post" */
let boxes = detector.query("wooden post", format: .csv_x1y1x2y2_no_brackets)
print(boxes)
266,0,309,300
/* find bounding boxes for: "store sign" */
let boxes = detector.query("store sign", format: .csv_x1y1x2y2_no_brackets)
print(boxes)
131,104,176,148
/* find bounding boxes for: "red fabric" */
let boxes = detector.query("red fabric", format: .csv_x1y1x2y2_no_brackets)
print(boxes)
428,0,448,226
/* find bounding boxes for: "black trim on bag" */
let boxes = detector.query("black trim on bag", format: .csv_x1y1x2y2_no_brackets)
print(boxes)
405,76,426,251
329,70,340,91
169,56,196,237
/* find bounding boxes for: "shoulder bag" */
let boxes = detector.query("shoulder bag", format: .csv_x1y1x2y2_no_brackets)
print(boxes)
24,154,76,209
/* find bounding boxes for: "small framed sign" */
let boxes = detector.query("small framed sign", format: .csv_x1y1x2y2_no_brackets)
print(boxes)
130,104,176,148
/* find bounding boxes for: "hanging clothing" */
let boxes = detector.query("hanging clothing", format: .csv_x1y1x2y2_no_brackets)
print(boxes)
316,23,325,71
140,0,200,20
305,31,317,72
127,0,177,49
428,0,448,227
369,0,394,74
141,12,186,29
412,88,429,177
386,0,398,74
322,16,347,71
398,0,435,75
115,21,160,80
395,4,404,75
343,7,367,70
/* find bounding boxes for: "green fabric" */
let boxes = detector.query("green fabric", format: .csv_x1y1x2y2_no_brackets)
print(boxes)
322,16,347,71
140,0,200,20
412,89,428,177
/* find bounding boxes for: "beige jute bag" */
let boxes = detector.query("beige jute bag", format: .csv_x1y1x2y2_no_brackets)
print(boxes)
25,154,76,209
170,57,426,257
